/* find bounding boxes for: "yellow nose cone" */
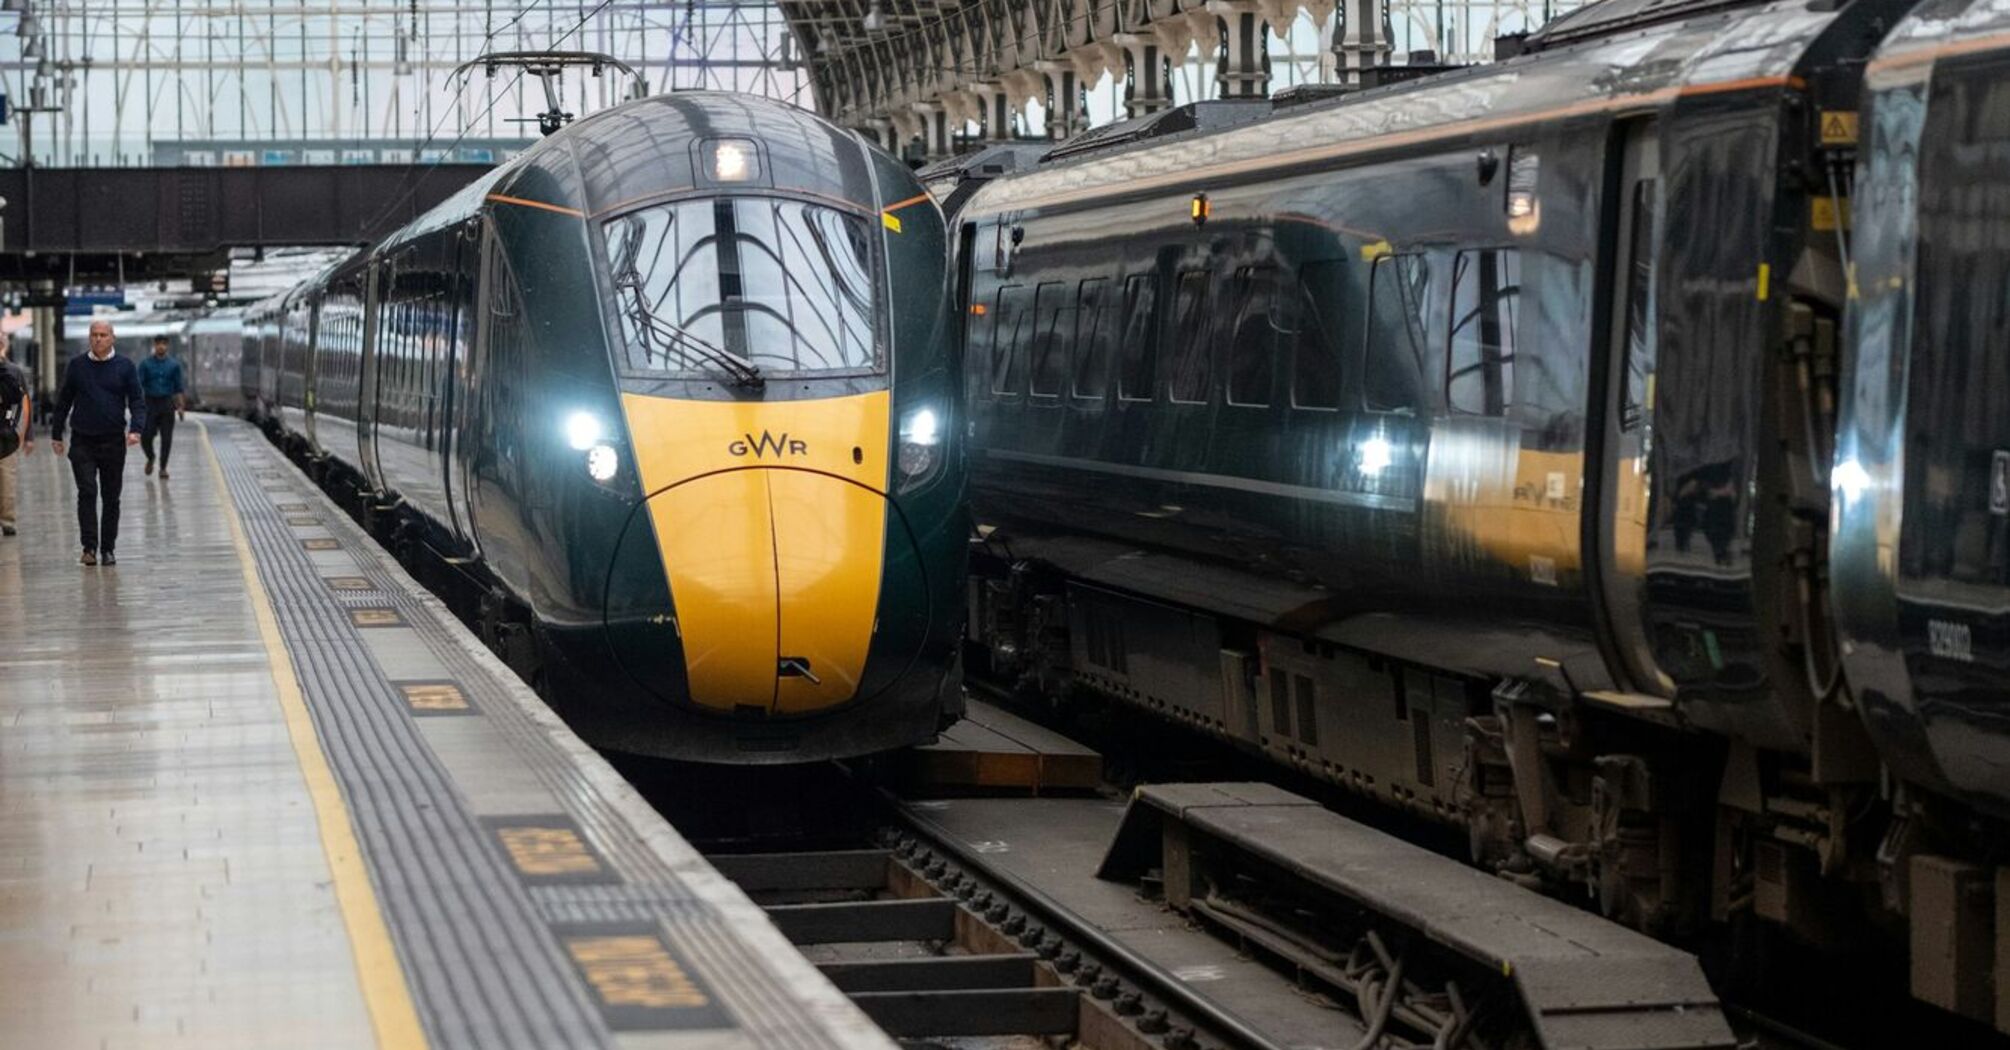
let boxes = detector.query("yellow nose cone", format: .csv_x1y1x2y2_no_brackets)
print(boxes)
622,390,892,715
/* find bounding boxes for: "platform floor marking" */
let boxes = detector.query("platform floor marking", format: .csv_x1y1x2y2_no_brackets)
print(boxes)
199,419,431,1050
351,607,408,628
485,816,619,885
400,681,474,714
556,924,735,1031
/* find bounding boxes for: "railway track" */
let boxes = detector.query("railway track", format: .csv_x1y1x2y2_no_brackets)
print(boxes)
622,758,1742,1050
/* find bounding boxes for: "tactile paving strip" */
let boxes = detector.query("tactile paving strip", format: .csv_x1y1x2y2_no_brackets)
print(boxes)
206,421,886,1050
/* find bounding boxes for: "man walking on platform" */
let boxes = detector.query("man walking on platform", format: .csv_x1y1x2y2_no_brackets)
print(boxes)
50,320,145,566
138,335,186,480
0,330,31,537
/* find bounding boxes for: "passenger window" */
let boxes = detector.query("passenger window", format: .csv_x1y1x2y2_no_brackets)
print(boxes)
990,283,1032,396
1447,248,1520,416
1072,278,1111,399
1028,281,1070,398
1167,269,1213,404
1620,181,1657,430
1117,274,1160,402
1227,267,1278,407
1291,265,1340,410
1364,253,1431,413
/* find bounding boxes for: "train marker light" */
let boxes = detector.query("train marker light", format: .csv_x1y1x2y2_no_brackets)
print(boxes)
1190,193,1210,225
708,138,759,182
587,444,620,482
565,411,603,451
1834,457,1871,506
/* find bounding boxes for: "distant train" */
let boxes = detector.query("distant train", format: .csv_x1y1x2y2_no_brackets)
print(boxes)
949,0,2010,1030
236,92,966,762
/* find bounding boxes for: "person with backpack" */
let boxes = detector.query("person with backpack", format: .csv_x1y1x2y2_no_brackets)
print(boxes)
0,329,31,537
49,319,145,566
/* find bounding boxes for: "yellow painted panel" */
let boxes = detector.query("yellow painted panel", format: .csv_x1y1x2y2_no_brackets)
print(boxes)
643,470,778,711
619,390,892,495
770,470,886,713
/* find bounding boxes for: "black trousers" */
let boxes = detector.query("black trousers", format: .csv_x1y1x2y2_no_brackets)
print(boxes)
68,433,128,553
141,396,178,468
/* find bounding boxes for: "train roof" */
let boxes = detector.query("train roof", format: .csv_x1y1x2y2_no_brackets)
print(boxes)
377,90,890,257
1872,0,2010,76
960,0,1840,219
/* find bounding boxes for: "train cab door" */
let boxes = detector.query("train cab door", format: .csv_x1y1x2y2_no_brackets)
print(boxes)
439,220,479,546
1589,119,1675,699
358,259,387,493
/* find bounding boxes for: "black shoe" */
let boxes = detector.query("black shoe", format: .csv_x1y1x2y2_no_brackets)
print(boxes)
160,468,170,481
100,551,117,566
144,459,154,476
80,549,97,566
1,524,14,536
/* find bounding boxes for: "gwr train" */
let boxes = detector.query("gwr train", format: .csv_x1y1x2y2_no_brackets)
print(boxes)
239,92,967,762
952,0,2010,1028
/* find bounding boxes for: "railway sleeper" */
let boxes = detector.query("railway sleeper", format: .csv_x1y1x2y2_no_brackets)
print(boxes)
710,831,1253,1050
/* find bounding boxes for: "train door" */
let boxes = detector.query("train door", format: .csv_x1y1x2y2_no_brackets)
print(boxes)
440,220,478,545
359,259,386,492
1589,119,1674,697
304,298,322,452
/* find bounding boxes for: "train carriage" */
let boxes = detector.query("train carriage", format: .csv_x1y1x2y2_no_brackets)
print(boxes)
954,0,1940,986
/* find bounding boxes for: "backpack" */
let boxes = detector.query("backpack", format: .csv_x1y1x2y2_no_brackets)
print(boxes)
0,363,22,459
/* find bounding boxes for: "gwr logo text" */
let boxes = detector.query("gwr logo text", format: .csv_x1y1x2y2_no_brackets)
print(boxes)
729,431,808,458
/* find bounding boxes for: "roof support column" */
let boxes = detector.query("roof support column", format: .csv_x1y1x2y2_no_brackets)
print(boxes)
1112,29,1176,119
1206,0,1272,98
1334,0,1391,85
1036,60,1086,140
970,80,1016,141
910,100,954,161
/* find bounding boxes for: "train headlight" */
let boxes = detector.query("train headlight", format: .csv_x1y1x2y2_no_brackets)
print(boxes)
897,406,942,492
1358,434,1393,477
565,411,604,451
586,443,620,483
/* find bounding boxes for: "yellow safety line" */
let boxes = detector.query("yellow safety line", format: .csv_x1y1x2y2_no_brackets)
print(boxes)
197,420,431,1050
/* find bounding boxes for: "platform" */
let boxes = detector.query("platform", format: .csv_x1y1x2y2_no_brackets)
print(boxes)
0,416,891,1050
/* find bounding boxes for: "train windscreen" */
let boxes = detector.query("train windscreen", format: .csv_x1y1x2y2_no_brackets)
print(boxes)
604,197,881,381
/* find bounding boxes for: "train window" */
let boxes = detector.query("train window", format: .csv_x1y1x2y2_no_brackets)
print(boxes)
1028,281,1071,398
603,197,880,378
1619,181,1657,430
1226,267,1279,407
1117,274,1160,402
1291,263,1341,410
1446,248,1520,416
990,283,1034,396
1363,254,1431,414
1167,269,1213,404
1072,278,1111,399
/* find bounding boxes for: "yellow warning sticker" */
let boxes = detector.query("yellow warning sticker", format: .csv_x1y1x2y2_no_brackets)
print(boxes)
496,826,604,878
882,211,903,233
1757,263,1772,302
1812,196,1852,232
1820,111,1859,147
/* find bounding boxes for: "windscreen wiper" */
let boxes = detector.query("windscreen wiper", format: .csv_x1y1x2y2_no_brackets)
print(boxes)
614,270,765,389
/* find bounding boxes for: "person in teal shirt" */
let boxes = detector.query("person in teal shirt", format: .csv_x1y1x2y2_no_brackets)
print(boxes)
137,335,186,480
